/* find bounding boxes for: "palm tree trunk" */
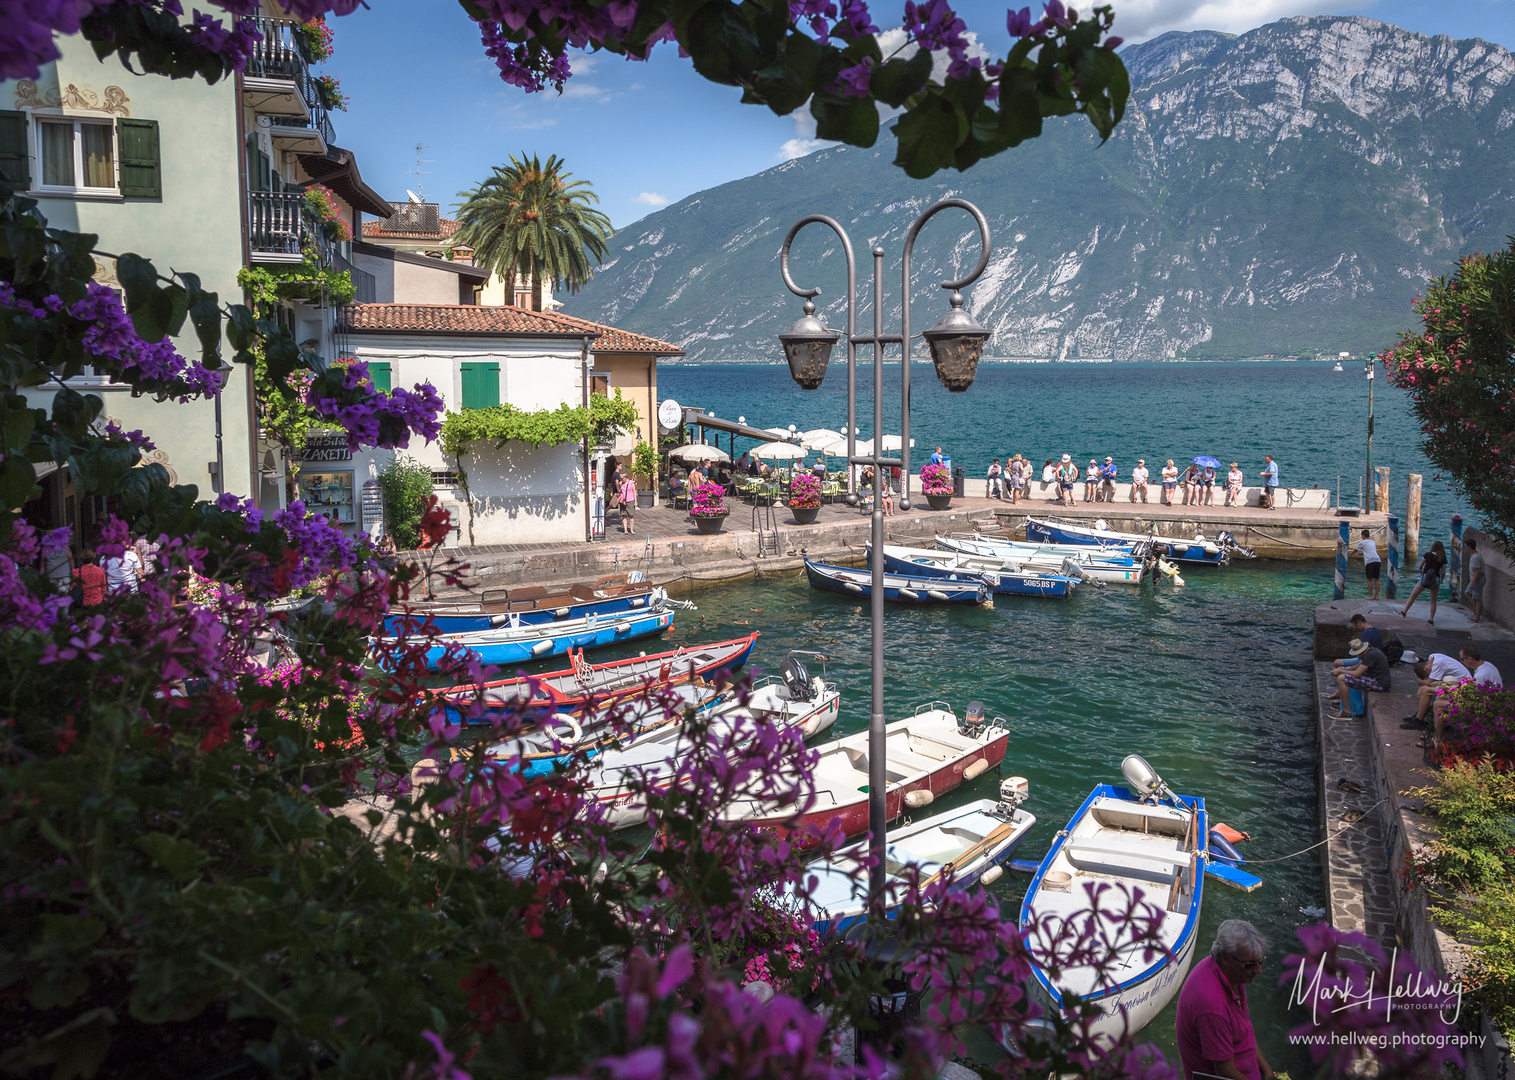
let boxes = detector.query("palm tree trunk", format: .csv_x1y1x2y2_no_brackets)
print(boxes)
532,273,543,312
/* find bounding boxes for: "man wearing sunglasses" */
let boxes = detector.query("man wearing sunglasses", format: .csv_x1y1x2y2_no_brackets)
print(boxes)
1176,920,1276,1080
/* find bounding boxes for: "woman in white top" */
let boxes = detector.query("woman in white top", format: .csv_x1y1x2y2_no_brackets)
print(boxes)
1083,460,1099,503
1161,460,1179,505
1225,464,1243,506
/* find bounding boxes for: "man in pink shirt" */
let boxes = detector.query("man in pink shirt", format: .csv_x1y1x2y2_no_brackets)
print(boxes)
1175,920,1276,1080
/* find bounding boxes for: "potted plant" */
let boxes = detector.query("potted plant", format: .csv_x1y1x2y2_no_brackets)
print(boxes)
689,481,729,534
631,441,659,507
303,185,351,243
313,74,348,112
921,462,953,510
295,16,334,62
788,472,821,525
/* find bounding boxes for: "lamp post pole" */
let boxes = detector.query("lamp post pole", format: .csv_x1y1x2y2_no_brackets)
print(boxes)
1365,354,1375,512
778,199,991,908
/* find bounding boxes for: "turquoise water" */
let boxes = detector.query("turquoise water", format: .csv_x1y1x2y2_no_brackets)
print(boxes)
575,559,1340,1070
659,360,1472,534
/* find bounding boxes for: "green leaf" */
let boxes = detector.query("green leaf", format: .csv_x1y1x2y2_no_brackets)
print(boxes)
891,94,967,178
870,50,932,108
0,1006,116,1080
3,403,35,453
136,832,212,882
685,1,762,86
0,455,37,511
180,272,224,365
810,92,879,147
26,971,90,1011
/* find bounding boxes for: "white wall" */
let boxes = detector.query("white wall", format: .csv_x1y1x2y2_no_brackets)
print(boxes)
348,333,589,546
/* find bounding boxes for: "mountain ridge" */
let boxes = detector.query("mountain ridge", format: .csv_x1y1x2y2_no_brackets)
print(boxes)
563,16,1515,362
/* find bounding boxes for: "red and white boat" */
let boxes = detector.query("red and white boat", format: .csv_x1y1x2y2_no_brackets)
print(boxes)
427,632,760,726
719,702,1010,843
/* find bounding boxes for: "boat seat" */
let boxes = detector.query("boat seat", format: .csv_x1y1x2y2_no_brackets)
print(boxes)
1063,839,1188,880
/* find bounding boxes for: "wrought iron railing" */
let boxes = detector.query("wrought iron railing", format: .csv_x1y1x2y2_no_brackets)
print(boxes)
245,16,309,80
248,190,336,265
331,248,376,303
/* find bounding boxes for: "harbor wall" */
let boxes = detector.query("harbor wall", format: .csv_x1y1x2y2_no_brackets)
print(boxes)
1462,528,1514,630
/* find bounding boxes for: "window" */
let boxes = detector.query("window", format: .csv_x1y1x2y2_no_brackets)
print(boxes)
459,362,500,409
590,373,609,398
37,118,117,195
513,289,533,309
368,362,392,393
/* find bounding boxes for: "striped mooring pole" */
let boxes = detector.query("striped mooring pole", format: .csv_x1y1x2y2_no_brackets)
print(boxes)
1450,514,1463,605
1335,519,1349,600
1386,514,1399,600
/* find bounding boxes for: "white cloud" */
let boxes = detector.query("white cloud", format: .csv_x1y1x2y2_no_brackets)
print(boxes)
777,110,835,161
1108,0,1350,41
634,192,671,206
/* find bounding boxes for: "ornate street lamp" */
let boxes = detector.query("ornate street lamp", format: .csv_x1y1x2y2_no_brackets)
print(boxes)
776,198,991,909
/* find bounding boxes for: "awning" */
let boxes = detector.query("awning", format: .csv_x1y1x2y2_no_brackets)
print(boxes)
297,145,393,219
680,409,800,445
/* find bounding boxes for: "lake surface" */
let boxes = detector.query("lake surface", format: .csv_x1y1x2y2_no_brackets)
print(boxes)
658,360,1472,536
578,557,1342,1071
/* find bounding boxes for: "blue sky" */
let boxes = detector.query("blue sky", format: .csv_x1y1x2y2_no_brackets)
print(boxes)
331,0,1515,230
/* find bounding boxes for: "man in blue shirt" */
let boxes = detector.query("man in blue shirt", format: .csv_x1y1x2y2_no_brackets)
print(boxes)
929,446,944,467
1099,456,1117,502
1259,455,1278,509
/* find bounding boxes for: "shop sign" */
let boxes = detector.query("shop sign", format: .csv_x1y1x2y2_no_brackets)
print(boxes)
300,434,352,462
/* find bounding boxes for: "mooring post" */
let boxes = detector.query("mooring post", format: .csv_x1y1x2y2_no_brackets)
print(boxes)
1374,467,1390,513
1405,474,1422,563
1450,514,1463,605
1386,514,1399,600
1335,519,1349,599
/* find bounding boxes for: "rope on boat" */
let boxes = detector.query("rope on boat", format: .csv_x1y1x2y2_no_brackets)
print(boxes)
1239,797,1389,864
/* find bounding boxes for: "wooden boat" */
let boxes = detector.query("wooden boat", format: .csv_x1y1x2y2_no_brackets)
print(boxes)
718,702,1011,842
874,543,1077,598
414,605,673,670
581,657,844,830
933,534,1149,587
427,632,760,726
1017,755,1206,1047
803,560,990,606
1025,517,1253,565
803,781,1037,934
384,573,657,634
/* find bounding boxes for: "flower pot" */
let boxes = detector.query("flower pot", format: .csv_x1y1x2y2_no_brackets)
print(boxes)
694,515,725,535
637,491,654,508
926,493,953,511
790,505,819,525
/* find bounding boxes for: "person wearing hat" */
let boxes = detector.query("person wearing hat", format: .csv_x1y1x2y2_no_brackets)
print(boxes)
1055,454,1080,505
1326,614,1385,716
1130,458,1149,503
1328,638,1391,719
1099,456,1118,503
1084,458,1100,503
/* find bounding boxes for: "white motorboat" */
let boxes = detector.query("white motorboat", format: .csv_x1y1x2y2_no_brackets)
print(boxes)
934,534,1151,586
804,779,1037,933
1016,755,1206,1047
585,657,842,829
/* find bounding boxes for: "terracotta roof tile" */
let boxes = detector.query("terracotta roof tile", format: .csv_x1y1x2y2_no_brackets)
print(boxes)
342,304,684,356
361,216,461,240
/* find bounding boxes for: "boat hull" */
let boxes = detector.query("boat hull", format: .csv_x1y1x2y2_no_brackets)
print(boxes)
385,589,656,635
933,535,1148,586
1025,518,1227,566
420,608,673,670
877,546,1074,598
804,560,988,605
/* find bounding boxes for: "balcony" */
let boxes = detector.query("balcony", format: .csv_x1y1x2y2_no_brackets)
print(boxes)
243,16,332,153
248,190,334,266
331,248,377,303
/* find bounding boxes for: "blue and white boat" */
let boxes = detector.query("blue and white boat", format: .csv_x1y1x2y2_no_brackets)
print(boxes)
803,560,990,606
417,605,674,670
1017,756,1206,1046
933,534,1150,587
872,543,1078,598
384,575,657,635
804,779,1036,935
1025,517,1252,566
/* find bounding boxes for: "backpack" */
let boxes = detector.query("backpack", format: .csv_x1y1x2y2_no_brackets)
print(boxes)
1383,638,1405,666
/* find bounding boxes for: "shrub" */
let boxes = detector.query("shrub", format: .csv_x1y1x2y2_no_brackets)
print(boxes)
631,439,660,484
689,481,728,518
1407,756,1515,889
1435,880,1515,1036
1437,683,1515,767
788,472,821,509
377,456,435,550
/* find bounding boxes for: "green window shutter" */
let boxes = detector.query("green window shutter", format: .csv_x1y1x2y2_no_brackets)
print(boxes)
368,361,392,393
0,111,29,190
117,118,160,198
460,362,500,409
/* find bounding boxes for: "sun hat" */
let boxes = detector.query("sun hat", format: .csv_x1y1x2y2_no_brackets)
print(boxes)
1348,638,1370,656
1089,458,1097,464
1105,456,1113,461
1061,454,1071,462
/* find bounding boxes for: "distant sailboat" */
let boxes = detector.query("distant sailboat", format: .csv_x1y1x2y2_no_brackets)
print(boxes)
1332,361,1344,371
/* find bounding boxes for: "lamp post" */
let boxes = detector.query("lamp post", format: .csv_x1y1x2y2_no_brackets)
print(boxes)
777,199,991,908
1364,354,1376,512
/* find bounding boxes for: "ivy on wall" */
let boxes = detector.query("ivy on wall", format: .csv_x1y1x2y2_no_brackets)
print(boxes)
440,389,641,546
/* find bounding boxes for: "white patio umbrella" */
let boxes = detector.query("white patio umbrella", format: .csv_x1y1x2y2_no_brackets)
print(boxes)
668,443,731,464
751,441,809,461
799,428,848,453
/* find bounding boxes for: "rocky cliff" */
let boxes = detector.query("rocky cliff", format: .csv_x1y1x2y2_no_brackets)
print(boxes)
564,17,1515,361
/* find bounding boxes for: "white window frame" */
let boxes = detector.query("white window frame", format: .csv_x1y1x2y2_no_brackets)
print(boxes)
30,111,121,199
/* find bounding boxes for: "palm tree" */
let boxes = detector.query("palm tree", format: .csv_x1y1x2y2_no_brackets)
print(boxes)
453,154,613,311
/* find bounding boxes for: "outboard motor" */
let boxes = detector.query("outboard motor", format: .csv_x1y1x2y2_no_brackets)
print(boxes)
780,655,813,701
1121,753,1174,804
959,700,987,739
997,776,1029,817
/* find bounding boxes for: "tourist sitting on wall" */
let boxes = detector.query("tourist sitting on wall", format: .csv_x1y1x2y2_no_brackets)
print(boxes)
1405,652,1471,733
1326,638,1391,720
1099,457,1117,502
1161,459,1179,505
1225,463,1243,506
1130,459,1149,503
1428,645,1503,750
1326,614,1384,717
1183,462,1201,506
